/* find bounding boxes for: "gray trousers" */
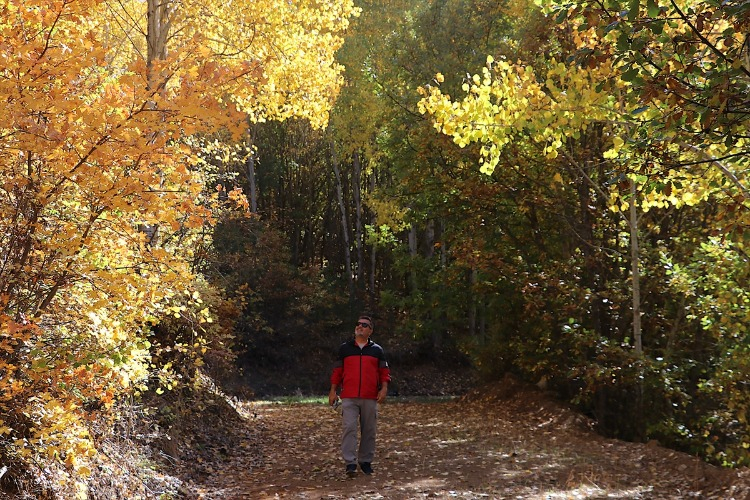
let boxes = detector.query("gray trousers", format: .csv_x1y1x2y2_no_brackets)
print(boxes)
341,398,378,464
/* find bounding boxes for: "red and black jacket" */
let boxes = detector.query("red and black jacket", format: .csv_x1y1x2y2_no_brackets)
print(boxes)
331,338,391,400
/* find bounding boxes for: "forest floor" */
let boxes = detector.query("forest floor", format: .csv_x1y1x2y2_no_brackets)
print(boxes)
160,374,750,499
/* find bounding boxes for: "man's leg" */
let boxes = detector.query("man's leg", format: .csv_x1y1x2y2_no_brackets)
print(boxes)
358,399,378,464
341,399,360,466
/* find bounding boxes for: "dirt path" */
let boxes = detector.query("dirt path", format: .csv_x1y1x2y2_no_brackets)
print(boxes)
176,385,750,499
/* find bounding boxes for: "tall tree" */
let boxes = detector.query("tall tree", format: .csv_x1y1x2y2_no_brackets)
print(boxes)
417,0,750,462
326,0,519,338
0,0,357,490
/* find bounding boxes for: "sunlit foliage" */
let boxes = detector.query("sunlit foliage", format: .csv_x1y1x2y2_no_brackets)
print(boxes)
0,0,356,493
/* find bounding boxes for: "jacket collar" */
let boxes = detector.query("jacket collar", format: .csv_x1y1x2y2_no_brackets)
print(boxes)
350,337,373,348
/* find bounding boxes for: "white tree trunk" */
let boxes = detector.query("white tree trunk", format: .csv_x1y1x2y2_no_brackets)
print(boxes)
369,174,377,298
353,151,363,287
332,144,354,296
630,179,642,354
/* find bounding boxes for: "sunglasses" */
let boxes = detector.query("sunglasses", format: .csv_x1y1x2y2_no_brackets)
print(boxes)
356,321,372,329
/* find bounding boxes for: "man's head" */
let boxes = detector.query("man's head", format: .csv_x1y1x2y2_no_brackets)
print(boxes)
355,314,373,341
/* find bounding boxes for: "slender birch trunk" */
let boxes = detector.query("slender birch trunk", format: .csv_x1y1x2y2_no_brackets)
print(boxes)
630,178,644,440
353,151,363,288
332,143,354,297
630,179,642,354
369,174,377,299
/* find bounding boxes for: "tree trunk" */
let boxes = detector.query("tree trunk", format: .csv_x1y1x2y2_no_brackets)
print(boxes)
469,268,477,338
424,219,435,258
246,125,258,213
408,224,418,291
353,151,364,288
479,302,486,345
142,0,174,243
146,0,172,88
332,143,354,297
630,178,645,441
439,219,446,268
629,179,642,354
369,174,377,300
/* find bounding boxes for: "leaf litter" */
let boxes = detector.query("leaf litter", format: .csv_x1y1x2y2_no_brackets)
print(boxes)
166,375,749,499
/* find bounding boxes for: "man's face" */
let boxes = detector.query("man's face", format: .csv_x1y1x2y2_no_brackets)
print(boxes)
355,319,372,340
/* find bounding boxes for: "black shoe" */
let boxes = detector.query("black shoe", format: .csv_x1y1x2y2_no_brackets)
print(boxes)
359,462,373,475
346,464,357,476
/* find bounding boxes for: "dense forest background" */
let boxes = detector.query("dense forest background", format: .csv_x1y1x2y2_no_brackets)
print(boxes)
2,0,750,496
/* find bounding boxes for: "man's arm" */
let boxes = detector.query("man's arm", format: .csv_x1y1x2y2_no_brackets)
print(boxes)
329,384,339,406
378,350,391,403
330,344,343,406
377,382,388,403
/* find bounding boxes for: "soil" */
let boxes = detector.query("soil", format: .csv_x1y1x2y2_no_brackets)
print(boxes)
168,374,750,499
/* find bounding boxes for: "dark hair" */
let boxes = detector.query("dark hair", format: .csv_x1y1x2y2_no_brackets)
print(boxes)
359,314,374,329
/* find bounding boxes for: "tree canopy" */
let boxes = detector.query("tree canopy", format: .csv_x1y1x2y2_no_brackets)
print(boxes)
0,0,356,492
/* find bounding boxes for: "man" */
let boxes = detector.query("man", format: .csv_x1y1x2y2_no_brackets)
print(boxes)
329,314,391,476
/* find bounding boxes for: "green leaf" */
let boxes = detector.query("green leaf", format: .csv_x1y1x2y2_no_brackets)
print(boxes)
555,8,569,23
628,0,640,20
604,20,620,34
617,32,630,51
632,35,646,51
646,0,659,17
650,20,664,35
621,68,639,82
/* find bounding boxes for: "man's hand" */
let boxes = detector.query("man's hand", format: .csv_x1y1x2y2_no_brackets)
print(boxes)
329,386,338,406
377,386,388,403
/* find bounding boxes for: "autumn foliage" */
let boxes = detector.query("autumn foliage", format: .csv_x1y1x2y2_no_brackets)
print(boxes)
4,0,750,495
417,0,750,466
0,0,356,494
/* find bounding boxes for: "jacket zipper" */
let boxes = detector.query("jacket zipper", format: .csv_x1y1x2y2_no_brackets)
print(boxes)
357,346,363,397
